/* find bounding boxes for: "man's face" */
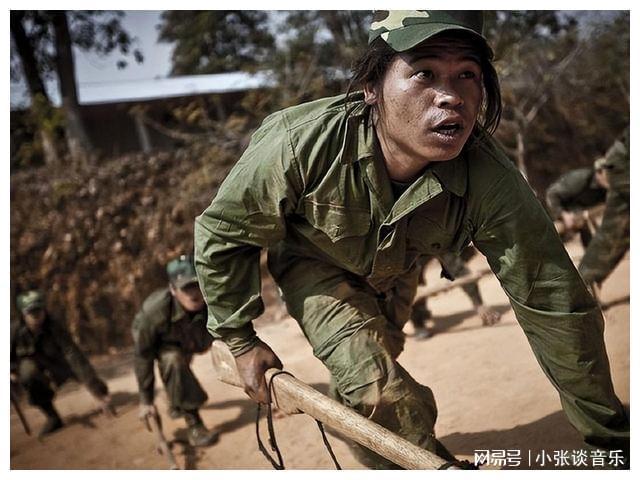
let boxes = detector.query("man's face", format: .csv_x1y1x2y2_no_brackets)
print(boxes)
23,308,46,332
171,282,205,312
365,36,483,166
594,168,610,190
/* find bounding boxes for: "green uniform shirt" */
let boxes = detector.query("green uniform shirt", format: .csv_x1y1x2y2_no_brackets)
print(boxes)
195,92,599,354
10,316,107,397
131,288,212,404
545,167,607,219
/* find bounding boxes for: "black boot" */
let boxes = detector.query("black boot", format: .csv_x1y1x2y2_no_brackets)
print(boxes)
38,402,63,436
184,410,219,447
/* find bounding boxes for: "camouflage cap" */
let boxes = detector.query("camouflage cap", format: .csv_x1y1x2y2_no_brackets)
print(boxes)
167,254,199,289
17,290,45,313
369,10,489,53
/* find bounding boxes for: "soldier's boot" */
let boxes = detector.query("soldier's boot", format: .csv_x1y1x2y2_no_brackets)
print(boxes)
184,410,219,447
38,402,63,436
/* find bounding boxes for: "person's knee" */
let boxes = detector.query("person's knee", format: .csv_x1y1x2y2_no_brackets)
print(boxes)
18,358,43,385
159,349,185,368
327,329,401,416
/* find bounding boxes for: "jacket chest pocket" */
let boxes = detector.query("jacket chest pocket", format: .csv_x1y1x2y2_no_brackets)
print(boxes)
304,201,371,242
407,215,456,256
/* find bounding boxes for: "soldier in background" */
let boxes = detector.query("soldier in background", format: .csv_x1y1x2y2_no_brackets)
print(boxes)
579,128,630,289
411,248,501,339
132,254,219,447
545,159,609,248
10,290,112,436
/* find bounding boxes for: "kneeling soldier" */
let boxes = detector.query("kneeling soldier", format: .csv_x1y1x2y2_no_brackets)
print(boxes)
11,290,112,436
132,254,219,447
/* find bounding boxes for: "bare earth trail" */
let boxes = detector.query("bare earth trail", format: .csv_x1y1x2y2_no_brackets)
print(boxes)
10,239,629,470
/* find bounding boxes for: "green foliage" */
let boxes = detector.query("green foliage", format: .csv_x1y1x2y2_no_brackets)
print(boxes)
10,11,143,81
264,11,371,108
158,11,274,75
486,11,629,192
10,94,66,169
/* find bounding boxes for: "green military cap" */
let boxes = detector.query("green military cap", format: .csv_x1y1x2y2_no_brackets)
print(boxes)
594,156,609,171
167,254,199,289
369,10,490,54
17,290,45,313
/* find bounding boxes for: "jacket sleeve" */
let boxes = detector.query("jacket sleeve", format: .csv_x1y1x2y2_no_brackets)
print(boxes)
471,165,628,450
545,169,591,219
132,309,157,404
195,114,304,356
52,321,108,397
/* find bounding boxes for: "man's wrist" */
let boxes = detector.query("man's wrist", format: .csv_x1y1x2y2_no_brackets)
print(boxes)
221,326,260,357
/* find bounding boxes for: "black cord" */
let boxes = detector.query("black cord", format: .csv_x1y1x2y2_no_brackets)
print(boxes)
315,420,342,469
255,370,342,470
256,403,284,469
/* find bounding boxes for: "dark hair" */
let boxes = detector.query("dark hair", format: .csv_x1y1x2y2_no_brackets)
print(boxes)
347,32,502,135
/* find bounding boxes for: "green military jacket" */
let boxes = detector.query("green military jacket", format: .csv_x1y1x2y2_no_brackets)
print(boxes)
131,287,212,404
195,92,600,355
10,315,107,396
545,167,607,219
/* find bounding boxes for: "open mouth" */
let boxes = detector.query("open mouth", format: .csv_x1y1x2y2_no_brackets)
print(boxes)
431,122,463,136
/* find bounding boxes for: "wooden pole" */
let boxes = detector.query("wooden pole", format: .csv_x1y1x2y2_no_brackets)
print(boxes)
148,413,180,470
210,342,454,470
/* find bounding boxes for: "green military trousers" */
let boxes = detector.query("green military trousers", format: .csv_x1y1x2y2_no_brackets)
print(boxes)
17,356,108,408
269,254,443,468
17,358,59,408
157,349,208,413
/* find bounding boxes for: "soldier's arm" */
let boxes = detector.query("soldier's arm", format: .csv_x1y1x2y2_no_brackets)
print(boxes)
132,310,158,405
578,191,629,285
470,163,627,451
194,113,303,357
52,320,108,397
545,169,591,219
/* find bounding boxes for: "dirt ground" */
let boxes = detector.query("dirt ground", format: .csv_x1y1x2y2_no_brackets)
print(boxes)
9,238,629,470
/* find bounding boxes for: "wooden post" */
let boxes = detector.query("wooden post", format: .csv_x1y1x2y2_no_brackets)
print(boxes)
210,342,455,470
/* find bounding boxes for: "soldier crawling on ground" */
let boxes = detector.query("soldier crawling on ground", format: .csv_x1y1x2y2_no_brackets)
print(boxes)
10,290,112,436
132,254,219,447
545,158,609,248
578,127,629,291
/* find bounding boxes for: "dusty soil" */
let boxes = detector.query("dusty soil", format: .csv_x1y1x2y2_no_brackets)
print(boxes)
9,238,629,470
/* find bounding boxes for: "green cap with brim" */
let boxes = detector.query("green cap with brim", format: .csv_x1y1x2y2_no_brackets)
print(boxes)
369,10,491,54
167,254,199,289
17,290,45,313
594,156,609,170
